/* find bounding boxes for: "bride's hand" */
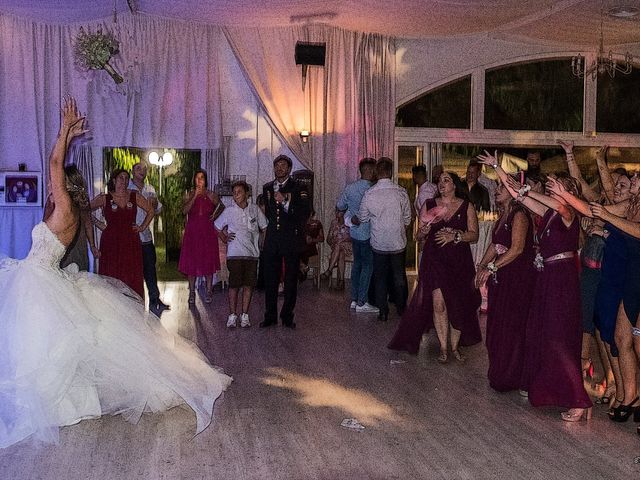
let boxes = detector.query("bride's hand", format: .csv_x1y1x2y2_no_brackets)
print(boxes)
61,96,88,140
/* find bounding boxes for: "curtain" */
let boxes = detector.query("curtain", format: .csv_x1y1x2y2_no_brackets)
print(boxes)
223,25,395,265
0,13,225,174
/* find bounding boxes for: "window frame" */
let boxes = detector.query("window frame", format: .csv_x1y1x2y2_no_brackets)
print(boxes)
395,52,640,151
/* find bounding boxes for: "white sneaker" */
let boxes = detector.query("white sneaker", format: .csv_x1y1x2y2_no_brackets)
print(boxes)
350,301,357,309
518,390,529,398
356,303,379,313
240,313,251,328
227,313,238,328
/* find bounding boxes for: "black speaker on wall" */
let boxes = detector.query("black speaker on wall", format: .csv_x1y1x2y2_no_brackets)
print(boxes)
295,42,326,66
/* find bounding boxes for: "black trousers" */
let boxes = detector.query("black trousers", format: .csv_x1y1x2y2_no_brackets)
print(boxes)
372,250,408,315
263,242,300,324
142,242,160,304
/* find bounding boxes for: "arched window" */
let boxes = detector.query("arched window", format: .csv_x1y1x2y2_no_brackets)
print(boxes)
396,75,471,129
484,59,584,132
597,68,640,134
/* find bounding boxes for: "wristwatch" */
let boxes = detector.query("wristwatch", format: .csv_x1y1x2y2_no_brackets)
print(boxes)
453,231,462,244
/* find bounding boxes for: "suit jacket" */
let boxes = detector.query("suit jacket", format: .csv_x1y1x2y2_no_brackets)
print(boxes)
462,182,490,212
262,177,310,253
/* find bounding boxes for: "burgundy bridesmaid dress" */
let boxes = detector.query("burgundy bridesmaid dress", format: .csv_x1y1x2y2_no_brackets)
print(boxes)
388,198,481,354
485,207,536,392
520,210,591,409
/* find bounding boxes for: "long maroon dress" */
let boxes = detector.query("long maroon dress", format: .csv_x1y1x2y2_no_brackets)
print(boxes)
520,210,591,408
486,207,536,392
388,198,481,354
178,194,220,276
99,191,144,297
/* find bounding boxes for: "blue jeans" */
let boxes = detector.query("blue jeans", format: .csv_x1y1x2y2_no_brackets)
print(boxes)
351,238,373,305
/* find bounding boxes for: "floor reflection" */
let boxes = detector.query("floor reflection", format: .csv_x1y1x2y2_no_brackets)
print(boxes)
261,367,402,426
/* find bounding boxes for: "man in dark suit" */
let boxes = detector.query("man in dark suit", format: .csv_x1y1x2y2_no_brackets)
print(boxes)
260,155,310,329
461,159,490,212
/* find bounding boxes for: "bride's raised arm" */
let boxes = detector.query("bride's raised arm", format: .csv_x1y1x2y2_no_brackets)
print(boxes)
46,97,88,234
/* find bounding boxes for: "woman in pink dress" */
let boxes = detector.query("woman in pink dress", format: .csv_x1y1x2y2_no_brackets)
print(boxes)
179,169,224,304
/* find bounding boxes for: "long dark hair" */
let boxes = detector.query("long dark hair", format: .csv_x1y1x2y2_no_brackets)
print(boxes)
65,165,89,209
438,171,468,200
192,169,208,189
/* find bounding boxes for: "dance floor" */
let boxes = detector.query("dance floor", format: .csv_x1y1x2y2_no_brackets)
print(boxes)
1,280,638,479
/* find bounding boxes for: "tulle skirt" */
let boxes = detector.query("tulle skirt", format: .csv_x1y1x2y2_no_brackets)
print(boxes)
0,258,232,448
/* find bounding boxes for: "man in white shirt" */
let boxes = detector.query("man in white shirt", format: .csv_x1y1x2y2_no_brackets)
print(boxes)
129,162,169,317
215,181,268,328
412,164,438,215
354,158,412,321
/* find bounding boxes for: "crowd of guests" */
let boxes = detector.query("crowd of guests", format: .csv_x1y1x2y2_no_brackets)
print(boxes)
60,145,640,433
330,147,640,431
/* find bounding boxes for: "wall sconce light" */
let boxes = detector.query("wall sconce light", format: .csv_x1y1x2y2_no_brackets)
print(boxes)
300,130,310,143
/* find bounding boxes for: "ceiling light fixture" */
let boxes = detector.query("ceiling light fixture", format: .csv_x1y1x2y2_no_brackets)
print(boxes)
571,6,635,80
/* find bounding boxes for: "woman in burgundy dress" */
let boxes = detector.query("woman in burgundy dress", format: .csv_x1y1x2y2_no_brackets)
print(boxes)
475,179,536,392
388,172,481,362
179,170,224,304
91,169,154,297
478,151,592,422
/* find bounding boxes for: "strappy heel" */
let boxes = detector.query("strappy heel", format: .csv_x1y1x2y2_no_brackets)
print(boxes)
452,349,466,364
561,407,592,422
188,290,196,305
610,396,639,423
437,350,448,364
581,357,594,379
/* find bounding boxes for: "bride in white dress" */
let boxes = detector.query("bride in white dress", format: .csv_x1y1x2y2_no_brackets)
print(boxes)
0,97,232,448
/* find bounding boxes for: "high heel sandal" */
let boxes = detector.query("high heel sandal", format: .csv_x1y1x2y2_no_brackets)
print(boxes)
437,350,448,364
452,350,466,364
581,357,594,380
205,289,213,303
188,290,196,305
608,397,624,417
610,396,639,422
561,407,592,422
594,382,615,405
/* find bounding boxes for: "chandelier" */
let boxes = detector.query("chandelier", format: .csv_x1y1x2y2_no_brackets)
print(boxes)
571,7,635,80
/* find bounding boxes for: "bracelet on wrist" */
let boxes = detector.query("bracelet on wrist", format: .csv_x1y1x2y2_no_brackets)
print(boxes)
517,184,531,198
486,261,498,274
453,231,462,244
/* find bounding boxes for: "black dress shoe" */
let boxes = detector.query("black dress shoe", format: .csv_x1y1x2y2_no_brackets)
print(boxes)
377,310,389,321
157,300,171,311
283,321,296,329
149,303,163,318
259,320,277,328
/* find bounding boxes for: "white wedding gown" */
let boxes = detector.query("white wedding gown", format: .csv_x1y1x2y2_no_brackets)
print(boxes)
0,222,232,448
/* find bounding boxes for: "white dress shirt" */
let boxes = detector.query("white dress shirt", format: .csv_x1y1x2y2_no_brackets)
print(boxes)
478,174,497,211
128,180,161,244
358,178,412,254
414,180,438,213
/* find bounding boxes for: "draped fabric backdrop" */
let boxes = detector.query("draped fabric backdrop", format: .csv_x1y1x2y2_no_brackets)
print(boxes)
0,13,396,262
224,25,396,238
0,13,225,175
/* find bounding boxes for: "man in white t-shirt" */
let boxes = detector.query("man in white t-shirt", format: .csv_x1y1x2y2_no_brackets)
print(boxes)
215,181,268,328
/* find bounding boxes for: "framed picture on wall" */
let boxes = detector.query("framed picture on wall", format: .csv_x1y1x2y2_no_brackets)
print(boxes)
0,171,42,207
